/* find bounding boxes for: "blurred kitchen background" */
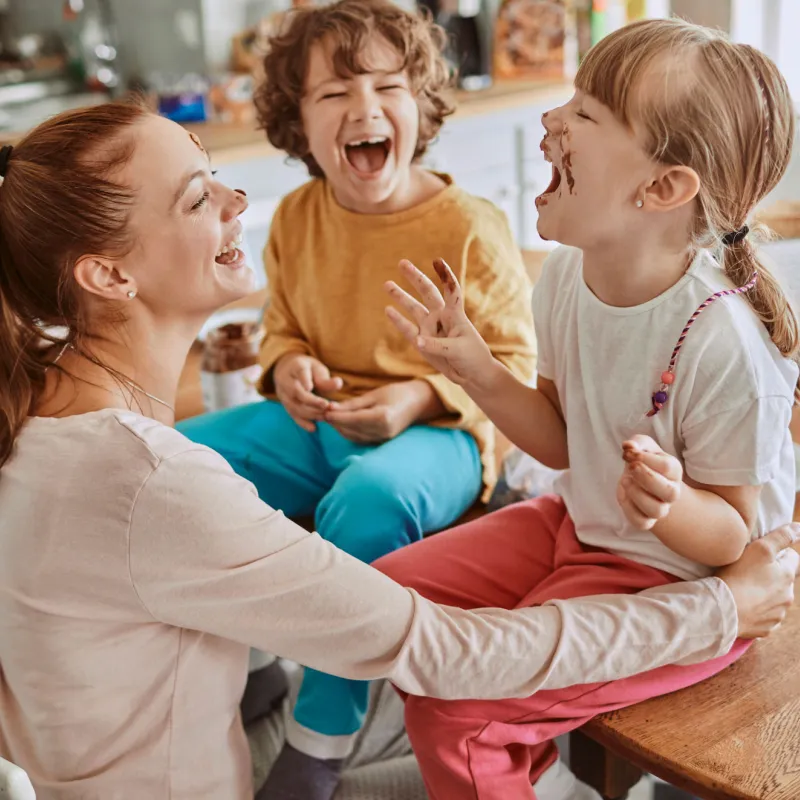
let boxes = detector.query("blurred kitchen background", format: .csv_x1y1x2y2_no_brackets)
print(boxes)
5,1,800,131
5,6,800,798
4,0,800,299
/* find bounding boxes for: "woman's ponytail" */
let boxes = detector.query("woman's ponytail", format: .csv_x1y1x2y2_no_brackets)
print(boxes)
0,98,148,467
0,285,45,465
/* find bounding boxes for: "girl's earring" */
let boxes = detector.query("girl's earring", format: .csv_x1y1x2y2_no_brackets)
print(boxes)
635,199,644,208
127,290,137,299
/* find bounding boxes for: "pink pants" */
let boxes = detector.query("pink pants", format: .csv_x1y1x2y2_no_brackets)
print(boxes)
374,495,748,800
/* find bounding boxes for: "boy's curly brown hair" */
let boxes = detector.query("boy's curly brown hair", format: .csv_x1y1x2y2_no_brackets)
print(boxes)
254,0,455,178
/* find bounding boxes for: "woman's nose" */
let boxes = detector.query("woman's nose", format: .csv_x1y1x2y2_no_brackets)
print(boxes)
223,188,248,220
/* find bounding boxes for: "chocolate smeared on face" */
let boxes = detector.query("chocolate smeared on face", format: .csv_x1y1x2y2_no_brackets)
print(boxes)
562,150,576,194
560,123,576,195
188,131,208,158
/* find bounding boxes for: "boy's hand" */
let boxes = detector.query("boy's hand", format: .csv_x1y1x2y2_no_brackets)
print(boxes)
617,434,683,530
325,380,444,444
385,259,499,395
273,353,343,432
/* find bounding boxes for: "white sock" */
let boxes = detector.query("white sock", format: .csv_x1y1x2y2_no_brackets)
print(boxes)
248,649,277,672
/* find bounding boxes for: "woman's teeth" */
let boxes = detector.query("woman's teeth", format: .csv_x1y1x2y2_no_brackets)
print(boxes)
216,233,243,258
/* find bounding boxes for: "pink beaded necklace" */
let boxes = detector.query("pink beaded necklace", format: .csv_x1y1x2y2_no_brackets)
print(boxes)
646,271,759,417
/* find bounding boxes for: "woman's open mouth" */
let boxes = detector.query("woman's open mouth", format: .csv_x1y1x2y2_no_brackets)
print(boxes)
215,233,246,268
536,165,562,207
344,136,392,176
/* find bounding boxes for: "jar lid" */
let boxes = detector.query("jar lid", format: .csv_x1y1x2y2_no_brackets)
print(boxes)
205,321,263,346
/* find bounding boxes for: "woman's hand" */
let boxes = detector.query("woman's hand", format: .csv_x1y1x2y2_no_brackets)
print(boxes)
385,259,499,394
273,353,343,433
325,380,445,444
717,523,799,639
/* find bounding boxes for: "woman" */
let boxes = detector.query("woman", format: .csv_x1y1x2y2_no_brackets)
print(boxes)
0,101,796,800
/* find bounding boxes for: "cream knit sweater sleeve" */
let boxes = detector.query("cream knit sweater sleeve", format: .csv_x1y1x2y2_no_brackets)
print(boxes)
128,446,737,699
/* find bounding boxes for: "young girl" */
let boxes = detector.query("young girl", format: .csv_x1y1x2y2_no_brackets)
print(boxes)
381,18,799,799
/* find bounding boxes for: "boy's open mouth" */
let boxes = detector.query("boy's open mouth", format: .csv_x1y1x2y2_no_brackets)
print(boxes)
344,136,391,175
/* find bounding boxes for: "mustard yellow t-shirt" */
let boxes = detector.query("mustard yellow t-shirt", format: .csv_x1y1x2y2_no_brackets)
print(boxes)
259,174,536,493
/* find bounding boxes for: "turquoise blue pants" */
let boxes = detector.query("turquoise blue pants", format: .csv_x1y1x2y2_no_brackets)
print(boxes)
178,400,482,744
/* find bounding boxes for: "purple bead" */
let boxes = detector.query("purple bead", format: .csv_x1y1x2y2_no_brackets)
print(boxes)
653,391,669,405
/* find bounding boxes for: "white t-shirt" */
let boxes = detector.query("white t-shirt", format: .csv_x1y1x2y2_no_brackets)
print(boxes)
532,246,797,580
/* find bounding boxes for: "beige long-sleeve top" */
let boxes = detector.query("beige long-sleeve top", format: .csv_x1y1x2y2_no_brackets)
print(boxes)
0,410,737,799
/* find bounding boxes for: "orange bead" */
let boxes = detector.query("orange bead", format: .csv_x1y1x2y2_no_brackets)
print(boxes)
661,371,675,385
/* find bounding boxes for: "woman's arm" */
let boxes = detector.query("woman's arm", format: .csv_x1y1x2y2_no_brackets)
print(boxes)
128,448,798,699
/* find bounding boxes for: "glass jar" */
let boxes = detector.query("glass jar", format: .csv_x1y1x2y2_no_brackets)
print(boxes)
200,321,264,413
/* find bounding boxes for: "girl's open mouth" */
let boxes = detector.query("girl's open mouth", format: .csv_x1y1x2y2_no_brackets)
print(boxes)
536,165,562,206
344,137,391,175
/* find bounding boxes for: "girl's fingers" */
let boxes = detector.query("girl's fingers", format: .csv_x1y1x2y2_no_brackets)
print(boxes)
635,449,683,481
416,335,460,356
385,281,431,324
618,481,655,530
398,260,446,311
432,258,464,308
627,461,681,503
624,480,671,521
623,436,682,481
385,306,420,342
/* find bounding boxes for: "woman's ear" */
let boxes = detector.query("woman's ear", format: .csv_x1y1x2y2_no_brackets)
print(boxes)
73,255,136,301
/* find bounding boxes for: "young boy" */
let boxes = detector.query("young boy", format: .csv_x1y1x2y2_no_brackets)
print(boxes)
180,0,535,797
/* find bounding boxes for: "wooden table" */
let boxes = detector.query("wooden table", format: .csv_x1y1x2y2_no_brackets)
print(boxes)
571,578,800,800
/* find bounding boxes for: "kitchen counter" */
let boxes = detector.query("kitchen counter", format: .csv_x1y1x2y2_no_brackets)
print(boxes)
1,79,570,165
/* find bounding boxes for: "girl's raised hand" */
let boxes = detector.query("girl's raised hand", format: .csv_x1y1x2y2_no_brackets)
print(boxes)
385,258,496,391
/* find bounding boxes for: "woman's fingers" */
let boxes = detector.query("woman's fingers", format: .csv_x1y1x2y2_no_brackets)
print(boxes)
399,260,446,311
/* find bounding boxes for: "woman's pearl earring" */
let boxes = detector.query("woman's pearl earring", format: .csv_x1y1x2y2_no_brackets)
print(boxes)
127,290,137,299
635,199,644,208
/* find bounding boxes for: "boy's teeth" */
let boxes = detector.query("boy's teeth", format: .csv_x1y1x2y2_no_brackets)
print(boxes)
350,136,388,146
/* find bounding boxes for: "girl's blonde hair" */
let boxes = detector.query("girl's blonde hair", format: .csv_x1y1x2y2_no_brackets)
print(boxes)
576,18,799,389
